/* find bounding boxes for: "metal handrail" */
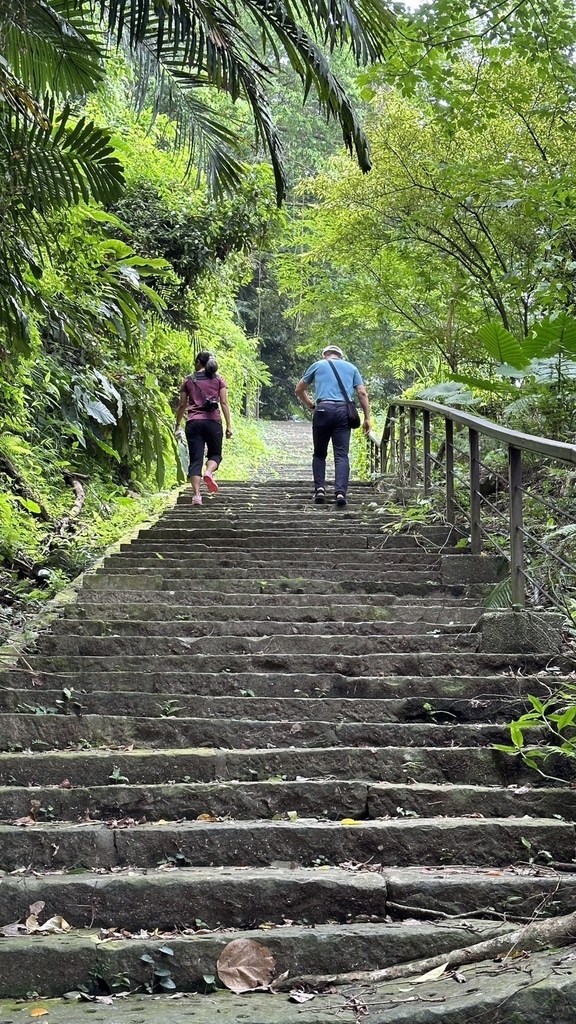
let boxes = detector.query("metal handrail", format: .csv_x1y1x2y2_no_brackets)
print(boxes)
382,400,576,465
366,400,576,610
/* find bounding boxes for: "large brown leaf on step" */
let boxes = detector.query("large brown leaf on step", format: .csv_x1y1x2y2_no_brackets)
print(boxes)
217,938,276,993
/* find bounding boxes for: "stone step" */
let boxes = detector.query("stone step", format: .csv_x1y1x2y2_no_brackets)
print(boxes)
132,530,460,550
117,546,451,564
107,552,443,568
79,577,484,596
0,864,574,935
0,712,516,752
0,670,555,698
133,530,449,549
72,591,482,608
17,651,560,676
93,566,443,583
0,688,532,724
31,632,480,657
58,605,483,625
50,616,480,637
0,866,388,932
0,744,565,787
2,779,573,825
0,818,571,872
0,919,511,999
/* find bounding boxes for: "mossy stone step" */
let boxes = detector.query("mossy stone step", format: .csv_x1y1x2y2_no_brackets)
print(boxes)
1,689,515,724
0,712,516,752
0,744,564,788
80,576,469,596
18,651,561,676
31,632,479,657
0,670,555,699
56,606,482,628
73,590,481,607
48,617,478,638
0,818,572,872
2,780,574,825
0,866,387,931
0,920,511,999
88,566,442,584
116,547,447,565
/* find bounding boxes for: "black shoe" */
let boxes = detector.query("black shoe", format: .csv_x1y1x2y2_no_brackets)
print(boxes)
314,489,326,504
335,494,347,507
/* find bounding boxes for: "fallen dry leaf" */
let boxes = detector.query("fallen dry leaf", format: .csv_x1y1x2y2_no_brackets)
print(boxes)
217,938,276,994
30,1009,49,1018
35,915,71,934
196,813,218,822
0,922,28,937
12,816,37,827
289,990,315,1003
414,962,449,984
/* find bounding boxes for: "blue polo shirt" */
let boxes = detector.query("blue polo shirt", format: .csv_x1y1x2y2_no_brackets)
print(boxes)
302,358,363,401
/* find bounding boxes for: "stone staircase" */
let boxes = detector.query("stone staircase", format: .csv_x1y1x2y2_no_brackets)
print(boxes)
1,449,576,1004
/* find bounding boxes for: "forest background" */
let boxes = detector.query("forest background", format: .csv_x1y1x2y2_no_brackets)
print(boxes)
3,0,576,624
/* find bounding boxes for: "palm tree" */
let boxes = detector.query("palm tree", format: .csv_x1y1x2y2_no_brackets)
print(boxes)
0,0,394,347
0,1,126,349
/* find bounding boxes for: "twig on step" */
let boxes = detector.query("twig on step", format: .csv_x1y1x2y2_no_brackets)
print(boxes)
278,909,576,989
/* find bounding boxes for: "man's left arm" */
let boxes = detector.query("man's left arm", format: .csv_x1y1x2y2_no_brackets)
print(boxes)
356,384,371,435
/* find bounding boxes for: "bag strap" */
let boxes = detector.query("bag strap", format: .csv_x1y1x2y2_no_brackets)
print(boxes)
327,359,351,402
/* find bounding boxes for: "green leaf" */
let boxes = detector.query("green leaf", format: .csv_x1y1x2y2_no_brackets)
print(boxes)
510,722,524,749
13,496,42,514
530,315,576,358
478,323,529,369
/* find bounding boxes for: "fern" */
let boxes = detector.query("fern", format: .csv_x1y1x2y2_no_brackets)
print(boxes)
484,576,513,608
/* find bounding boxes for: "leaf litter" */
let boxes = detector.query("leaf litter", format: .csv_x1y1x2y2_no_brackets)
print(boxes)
0,901,71,937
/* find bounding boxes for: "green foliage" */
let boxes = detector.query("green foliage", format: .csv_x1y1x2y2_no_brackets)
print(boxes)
495,693,576,783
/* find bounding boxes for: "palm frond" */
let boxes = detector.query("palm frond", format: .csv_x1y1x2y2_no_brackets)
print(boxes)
130,20,286,199
241,4,372,171
4,101,125,215
132,45,249,196
101,0,394,64
0,0,105,98
99,0,393,195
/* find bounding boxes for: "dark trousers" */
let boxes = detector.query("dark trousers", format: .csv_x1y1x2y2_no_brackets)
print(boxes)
185,419,223,476
312,402,351,496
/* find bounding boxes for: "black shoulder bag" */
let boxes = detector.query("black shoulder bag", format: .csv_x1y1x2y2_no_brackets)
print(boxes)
327,361,361,429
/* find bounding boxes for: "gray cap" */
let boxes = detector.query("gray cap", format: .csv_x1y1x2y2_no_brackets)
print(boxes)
322,345,344,358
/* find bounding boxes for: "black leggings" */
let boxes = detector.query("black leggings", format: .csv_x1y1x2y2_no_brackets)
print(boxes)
185,420,223,476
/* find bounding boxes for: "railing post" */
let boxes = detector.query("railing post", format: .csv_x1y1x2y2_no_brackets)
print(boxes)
469,427,481,553
509,445,526,608
409,408,417,486
398,407,406,483
389,405,396,475
423,410,431,494
445,418,455,525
